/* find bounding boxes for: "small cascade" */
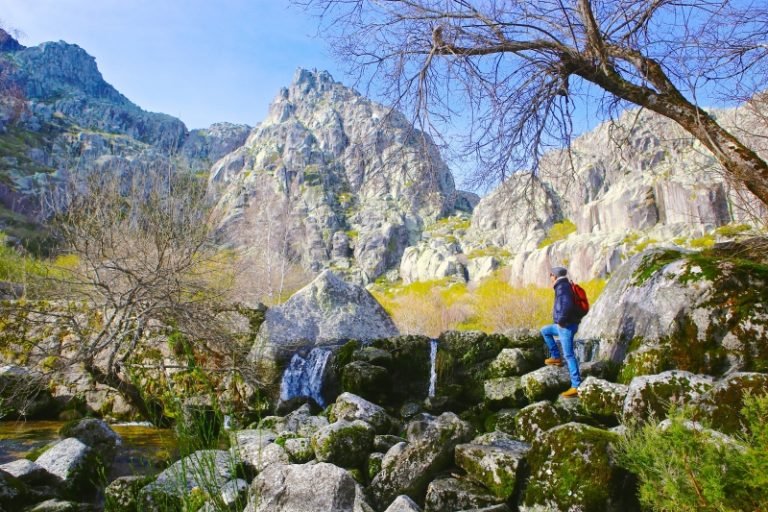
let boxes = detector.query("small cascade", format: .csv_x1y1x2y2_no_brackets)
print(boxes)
222,415,232,431
574,338,601,363
279,347,332,407
428,339,438,398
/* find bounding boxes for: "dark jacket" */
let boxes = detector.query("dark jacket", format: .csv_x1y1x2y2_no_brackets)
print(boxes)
553,276,579,325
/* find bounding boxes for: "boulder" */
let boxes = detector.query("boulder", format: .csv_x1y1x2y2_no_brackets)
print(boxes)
283,437,314,464
490,409,518,435
579,246,768,377
514,401,566,444
199,479,249,512
488,349,537,378
692,372,768,434
58,418,121,464
27,499,90,512
455,432,530,499
424,477,502,512
139,450,241,509
399,238,466,284
374,435,406,453
0,468,27,511
245,462,372,512
483,378,527,410
384,495,422,512
231,429,279,471
0,459,57,487
331,392,394,434
35,438,97,496
311,420,375,468
104,475,155,512
0,365,55,419
522,422,635,511
577,377,629,424
268,404,330,437
368,412,474,509
371,336,432,405
520,366,571,402
353,347,394,368
341,361,390,403
623,371,715,421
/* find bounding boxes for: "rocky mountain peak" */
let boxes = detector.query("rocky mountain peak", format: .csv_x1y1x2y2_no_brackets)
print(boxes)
0,29,24,52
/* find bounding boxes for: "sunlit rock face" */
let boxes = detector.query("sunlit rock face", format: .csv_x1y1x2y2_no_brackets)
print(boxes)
208,68,457,283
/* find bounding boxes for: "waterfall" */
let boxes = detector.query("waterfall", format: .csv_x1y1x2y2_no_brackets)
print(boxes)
428,339,438,398
279,347,332,407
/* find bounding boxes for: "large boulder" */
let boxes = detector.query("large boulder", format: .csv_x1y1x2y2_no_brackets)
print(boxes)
520,366,571,402
692,372,768,434
248,270,399,385
579,245,768,378
341,361,391,403
577,377,629,424
424,477,502,512
0,365,55,420
623,370,715,421
331,392,395,435
455,432,530,500
245,462,372,512
311,420,375,468
368,412,474,509
521,423,636,511
58,418,121,465
514,401,566,444
384,495,422,512
231,430,287,473
34,438,98,496
484,378,527,410
371,336,432,405
139,450,242,510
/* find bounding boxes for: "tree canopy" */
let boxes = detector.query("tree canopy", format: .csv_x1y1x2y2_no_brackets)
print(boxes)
299,0,768,206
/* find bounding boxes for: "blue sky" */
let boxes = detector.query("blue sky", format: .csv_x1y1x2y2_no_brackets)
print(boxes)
0,0,342,129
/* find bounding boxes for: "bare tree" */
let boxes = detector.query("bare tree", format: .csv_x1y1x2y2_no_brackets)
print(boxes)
32,170,237,423
297,0,768,205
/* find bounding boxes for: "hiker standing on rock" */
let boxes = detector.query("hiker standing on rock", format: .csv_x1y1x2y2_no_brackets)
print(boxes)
541,266,582,398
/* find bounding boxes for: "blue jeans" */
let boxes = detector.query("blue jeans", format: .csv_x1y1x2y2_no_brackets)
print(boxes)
541,323,582,388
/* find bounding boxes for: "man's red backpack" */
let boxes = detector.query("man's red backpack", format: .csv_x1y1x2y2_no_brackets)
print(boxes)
571,281,590,319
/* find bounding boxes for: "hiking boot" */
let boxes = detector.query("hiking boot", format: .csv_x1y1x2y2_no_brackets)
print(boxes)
560,387,579,398
544,357,563,366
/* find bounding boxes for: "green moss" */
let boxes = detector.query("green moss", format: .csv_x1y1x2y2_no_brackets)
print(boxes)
538,219,577,249
632,249,684,286
715,223,752,237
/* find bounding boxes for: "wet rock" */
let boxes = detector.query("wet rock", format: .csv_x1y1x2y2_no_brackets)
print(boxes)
311,420,375,468
341,361,390,403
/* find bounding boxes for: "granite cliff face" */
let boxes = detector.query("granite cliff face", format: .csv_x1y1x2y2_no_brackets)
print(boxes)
208,68,457,282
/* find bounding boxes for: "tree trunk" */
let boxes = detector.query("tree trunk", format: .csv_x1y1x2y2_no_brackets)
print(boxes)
84,361,171,427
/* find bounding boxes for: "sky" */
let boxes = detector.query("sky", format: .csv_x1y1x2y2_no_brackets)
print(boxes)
0,0,342,129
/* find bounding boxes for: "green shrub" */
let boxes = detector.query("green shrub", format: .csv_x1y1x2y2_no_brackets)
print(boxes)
538,219,577,248
617,393,768,511
715,223,751,238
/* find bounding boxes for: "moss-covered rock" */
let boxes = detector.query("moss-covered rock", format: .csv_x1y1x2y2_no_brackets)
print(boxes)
522,422,634,511
491,409,519,435
353,346,394,368
331,392,394,434
424,477,502,512
368,412,474,509
105,475,155,512
520,366,571,402
374,435,406,453
623,370,715,421
514,401,566,444
692,371,768,434
372,335,432,405
455,432,530,500
341,361,390,403
484,378,527,410
581,243,768,379
310,419,375,468
283,437,314,463
578,377,629,424
488,348,537,378
367,452,384,481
